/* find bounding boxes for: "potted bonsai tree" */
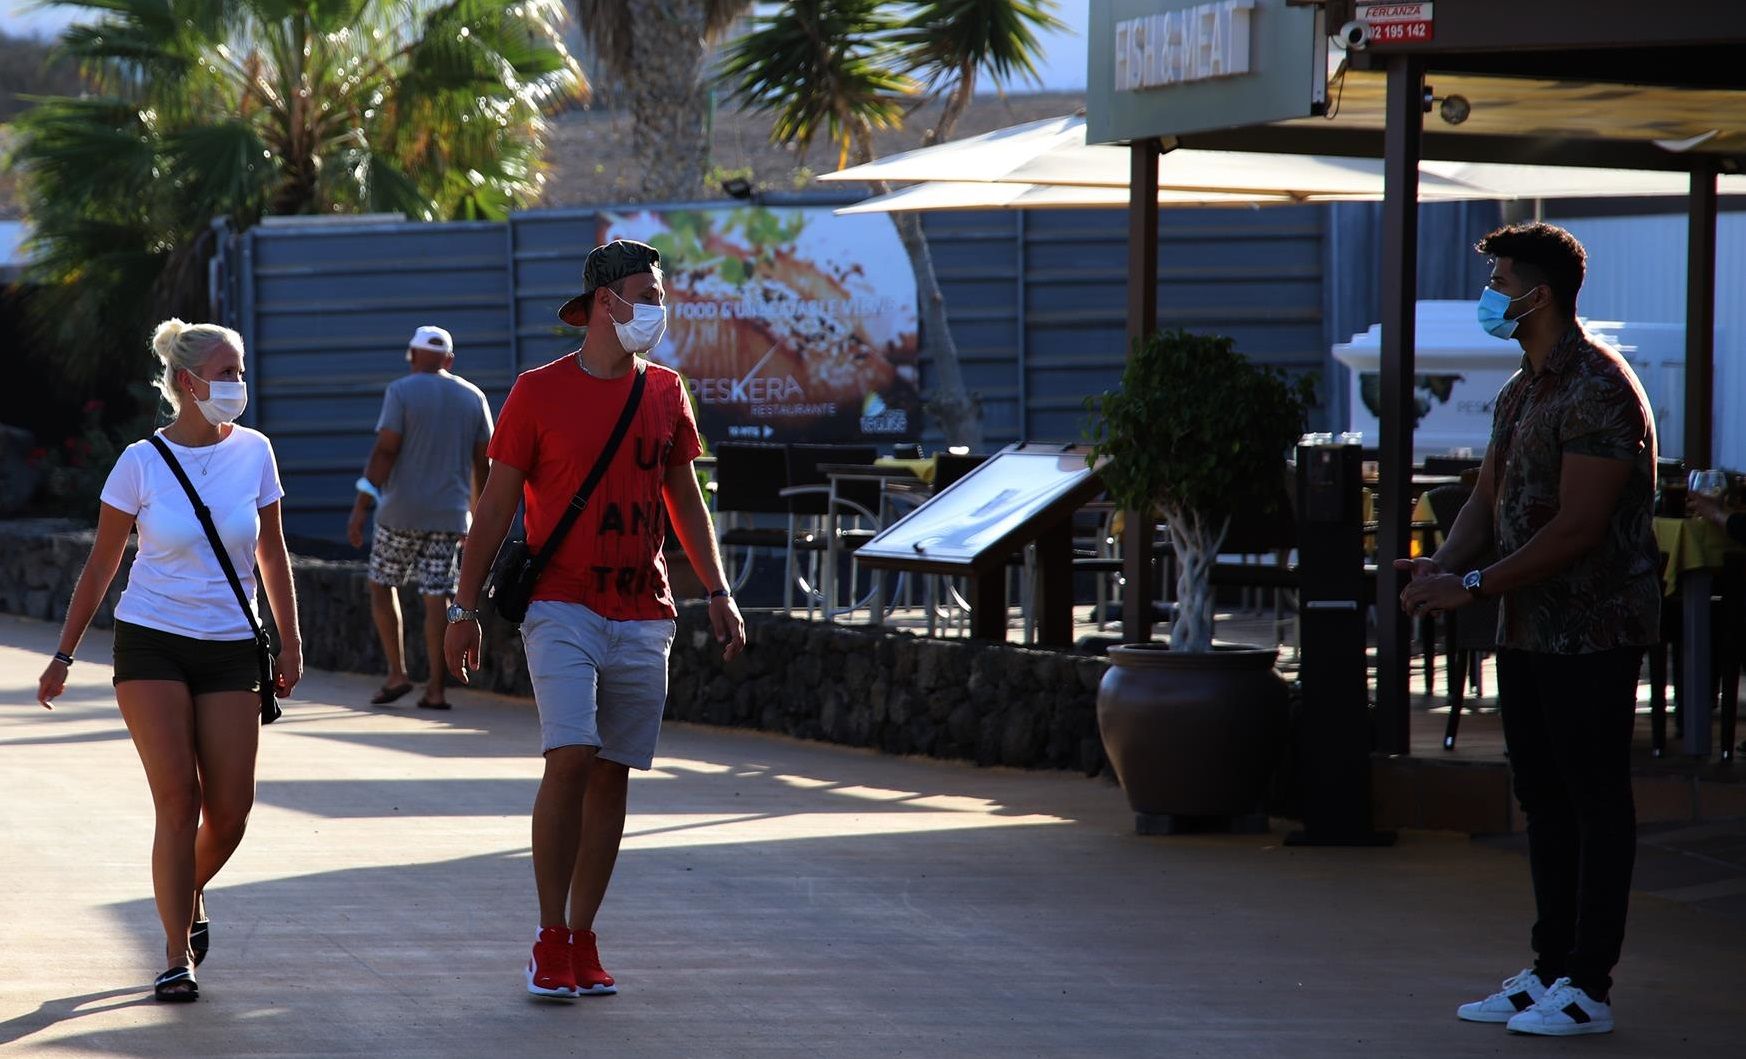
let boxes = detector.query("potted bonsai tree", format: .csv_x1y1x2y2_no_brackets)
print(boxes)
1085,327,1314,832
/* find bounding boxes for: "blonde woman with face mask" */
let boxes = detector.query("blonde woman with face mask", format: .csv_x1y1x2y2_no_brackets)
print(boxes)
35,319,303,1002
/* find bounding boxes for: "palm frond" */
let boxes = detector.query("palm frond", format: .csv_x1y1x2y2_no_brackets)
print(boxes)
897,0,1066,89
161,121,275,221
15,0,583,387
10,96,161,210
719,0,914,157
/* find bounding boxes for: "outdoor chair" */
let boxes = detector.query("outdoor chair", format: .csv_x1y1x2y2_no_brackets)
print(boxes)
1649,550,1744,761
1211,472,1299,650
1423,455,1482,478
782,444,882,619
1423,485,1500,750
711,443,796,603
932,452,990,492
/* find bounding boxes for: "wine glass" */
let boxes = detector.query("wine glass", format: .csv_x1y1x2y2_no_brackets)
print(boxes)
1688,469,1727,499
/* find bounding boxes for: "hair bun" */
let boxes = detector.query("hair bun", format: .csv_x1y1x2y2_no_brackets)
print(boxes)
150,318,189,363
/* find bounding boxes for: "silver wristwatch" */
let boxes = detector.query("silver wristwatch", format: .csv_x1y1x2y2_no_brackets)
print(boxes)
446,603,480,624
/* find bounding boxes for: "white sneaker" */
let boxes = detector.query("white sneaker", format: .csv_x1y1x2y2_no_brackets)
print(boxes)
1457,968,1548,1023
1507,978,1614,1036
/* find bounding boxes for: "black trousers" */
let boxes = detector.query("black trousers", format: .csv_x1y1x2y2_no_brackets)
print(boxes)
1498,647,1642,1001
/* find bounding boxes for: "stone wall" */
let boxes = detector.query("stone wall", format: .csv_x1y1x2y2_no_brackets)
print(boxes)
666,613,1109,774
0,519,1109,774
0,520,131,627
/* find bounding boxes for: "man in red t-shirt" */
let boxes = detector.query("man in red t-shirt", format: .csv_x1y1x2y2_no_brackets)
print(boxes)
444,239,745,1000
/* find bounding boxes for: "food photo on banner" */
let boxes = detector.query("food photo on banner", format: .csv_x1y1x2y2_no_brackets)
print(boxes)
597,207,920,445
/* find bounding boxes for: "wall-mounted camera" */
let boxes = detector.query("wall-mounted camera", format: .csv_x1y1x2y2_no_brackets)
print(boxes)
1337,20,1372,50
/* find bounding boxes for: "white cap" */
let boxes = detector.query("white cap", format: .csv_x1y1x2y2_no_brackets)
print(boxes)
409,325,453,354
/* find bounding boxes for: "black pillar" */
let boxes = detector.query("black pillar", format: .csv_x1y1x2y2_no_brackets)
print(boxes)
1122,139,1161,645
1375,56,1424,757
1035,519,1075,647
1685,163,1718,470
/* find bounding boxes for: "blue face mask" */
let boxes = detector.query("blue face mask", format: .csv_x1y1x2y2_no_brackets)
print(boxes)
1477,286,1541,340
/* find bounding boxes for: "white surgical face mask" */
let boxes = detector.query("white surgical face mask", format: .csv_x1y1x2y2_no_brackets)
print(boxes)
191,376,248,425
608,289,667,354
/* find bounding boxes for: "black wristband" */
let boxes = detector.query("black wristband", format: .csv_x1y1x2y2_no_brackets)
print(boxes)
53,651,74,666
709,588,731,600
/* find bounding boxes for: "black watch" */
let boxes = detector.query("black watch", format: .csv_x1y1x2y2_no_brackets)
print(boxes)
709,588,732,601
1462,569,1485,600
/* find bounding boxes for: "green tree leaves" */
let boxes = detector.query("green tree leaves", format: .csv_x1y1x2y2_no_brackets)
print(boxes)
1086,328,1316,650
8,0,583,382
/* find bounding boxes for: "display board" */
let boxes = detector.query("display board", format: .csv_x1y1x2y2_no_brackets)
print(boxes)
857,445,1106,575
598,207,920,446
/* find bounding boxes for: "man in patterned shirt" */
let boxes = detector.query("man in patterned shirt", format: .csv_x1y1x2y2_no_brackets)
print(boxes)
1399,223,1658,1038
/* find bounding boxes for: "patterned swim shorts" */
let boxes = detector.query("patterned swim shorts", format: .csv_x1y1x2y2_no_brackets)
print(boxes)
368,525,465,597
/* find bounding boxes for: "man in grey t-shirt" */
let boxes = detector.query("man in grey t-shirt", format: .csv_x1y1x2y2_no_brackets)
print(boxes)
348,325,493,709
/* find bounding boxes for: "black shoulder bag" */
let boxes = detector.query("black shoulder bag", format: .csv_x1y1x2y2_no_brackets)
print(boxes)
148,435,283,725
486,363,647,625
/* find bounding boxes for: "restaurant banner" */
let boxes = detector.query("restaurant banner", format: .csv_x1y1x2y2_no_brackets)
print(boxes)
598,207,920,446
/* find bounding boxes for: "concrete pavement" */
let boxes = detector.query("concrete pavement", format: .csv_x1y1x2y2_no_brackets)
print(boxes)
1,613,1742,1058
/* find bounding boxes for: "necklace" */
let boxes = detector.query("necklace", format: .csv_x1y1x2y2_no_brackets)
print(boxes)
192,442,220,477
165,427,223,476
576,351,634,379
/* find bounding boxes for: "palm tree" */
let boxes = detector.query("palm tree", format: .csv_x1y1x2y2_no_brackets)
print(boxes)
721,0,1065,448
9,0,584,383
571,0,753,202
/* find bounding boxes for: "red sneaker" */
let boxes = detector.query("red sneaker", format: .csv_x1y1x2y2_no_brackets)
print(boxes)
570,930,618,995
525,927,578,999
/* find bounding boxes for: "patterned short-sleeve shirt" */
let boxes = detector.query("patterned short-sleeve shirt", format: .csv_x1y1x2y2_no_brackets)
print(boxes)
1489,325,1660,654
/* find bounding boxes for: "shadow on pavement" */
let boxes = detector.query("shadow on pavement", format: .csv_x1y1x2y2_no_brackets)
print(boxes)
0,987,156,1048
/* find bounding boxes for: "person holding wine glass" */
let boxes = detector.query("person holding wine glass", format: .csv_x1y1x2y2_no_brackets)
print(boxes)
1687,472,1743,541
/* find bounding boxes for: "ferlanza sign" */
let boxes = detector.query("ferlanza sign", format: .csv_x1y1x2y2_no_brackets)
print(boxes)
1114,0,1255,92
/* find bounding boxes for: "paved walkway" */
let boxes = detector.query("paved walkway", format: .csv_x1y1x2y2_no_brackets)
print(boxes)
1,614,1741,1058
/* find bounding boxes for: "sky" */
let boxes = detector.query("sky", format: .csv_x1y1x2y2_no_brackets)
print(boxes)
2,0,1093,91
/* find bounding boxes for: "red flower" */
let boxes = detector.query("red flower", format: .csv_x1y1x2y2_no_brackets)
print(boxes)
83,399,105,414
63,437,78,450
27,447,46,466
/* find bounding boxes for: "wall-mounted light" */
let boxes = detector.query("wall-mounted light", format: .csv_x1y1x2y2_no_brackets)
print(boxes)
1421,86,1471,125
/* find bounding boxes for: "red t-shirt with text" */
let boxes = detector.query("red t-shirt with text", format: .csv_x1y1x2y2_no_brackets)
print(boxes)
488,355,702,620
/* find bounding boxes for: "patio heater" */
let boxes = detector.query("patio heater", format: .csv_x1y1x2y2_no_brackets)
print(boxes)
1287,438,1395,847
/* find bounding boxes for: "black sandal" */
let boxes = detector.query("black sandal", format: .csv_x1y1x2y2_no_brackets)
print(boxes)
371,682,415,706
154,966,199,1002
190,917,210,967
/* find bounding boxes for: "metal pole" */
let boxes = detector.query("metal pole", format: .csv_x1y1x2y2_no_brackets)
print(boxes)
505,213,523,376
1375,55,1425,757
1684,163,1718,471
1122,139,1161,646
1015,210,1030,443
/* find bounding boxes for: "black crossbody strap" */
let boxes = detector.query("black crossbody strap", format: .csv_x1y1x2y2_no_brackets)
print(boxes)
526,363,648,578
148,435,268,644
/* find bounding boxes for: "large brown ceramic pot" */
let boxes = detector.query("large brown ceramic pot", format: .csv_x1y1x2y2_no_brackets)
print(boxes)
1096,643,1289,822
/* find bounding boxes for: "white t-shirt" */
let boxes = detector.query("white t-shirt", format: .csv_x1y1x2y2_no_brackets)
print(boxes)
100,427,285,640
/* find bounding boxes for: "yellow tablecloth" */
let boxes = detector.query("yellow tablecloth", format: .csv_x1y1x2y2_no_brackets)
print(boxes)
1412,493,1438,550
1654,516,1740,597
873,456,937,484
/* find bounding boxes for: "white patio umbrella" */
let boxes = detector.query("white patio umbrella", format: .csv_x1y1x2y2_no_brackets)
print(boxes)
822,113,1746,205
835,181,1292,215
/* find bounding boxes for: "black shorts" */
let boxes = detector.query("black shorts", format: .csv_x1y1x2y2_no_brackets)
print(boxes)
112,621,262,696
